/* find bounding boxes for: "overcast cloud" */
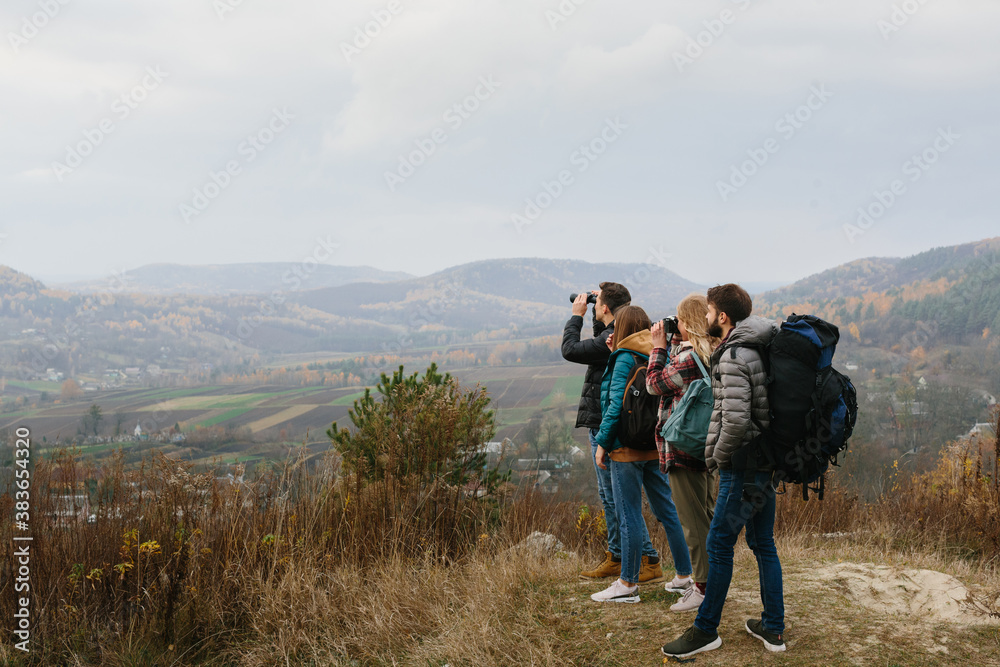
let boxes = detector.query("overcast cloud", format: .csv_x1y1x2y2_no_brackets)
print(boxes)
1,0,997,286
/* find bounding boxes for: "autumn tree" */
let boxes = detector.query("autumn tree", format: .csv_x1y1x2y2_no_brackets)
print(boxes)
61,379,82,400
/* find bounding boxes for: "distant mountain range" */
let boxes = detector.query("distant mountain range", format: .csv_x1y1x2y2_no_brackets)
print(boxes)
290,258,705,332
1,240,998,376
53,263,413,296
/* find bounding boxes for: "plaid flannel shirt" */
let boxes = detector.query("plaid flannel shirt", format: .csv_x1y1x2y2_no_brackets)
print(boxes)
646,337,709,472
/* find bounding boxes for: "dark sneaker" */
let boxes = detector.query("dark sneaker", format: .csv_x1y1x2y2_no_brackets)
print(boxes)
745,618,786,652
661,625,722,658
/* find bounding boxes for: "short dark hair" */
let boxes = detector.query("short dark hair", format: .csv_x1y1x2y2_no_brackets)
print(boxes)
706,283,752,324
598,281,631,315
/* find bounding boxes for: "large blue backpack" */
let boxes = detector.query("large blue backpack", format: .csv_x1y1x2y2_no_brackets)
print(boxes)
740,314,859,501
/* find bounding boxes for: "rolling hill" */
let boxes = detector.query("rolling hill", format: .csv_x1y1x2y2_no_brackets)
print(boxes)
290,257,705,331
755,237,1000,341
2,240,999,387
54,262,413,296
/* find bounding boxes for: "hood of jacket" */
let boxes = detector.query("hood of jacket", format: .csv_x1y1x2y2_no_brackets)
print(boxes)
613,329,653,358
716,316,778,355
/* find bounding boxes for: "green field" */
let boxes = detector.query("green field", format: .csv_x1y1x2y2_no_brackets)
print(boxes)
195,408,255,428
6,380,56,392
540,375,583,408
144,386,223,400
331,390,368,406
1,362,595,460
205,392,284,408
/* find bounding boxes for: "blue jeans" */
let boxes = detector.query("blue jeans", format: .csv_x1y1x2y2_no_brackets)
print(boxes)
695,468,785,637
609,458,692,584
589,429,656,559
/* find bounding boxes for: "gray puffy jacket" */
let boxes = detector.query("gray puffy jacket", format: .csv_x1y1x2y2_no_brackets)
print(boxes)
704,316,779,471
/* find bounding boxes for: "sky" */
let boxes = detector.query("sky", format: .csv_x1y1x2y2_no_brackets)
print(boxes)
1,0,998,288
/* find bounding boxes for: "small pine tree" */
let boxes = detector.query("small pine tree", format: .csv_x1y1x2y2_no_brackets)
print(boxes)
327,364,498,489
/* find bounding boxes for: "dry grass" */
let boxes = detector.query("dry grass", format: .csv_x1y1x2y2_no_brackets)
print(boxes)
2,399,997,665
774,406,1000,570
2,445,1000,666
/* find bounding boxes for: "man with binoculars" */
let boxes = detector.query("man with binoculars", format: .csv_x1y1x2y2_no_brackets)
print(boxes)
561,282,663,583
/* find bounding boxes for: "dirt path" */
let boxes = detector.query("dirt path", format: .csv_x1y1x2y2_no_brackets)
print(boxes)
532,543,1000,666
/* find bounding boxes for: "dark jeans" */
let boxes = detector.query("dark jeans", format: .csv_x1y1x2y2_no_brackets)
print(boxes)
694,467,785,636
589,428,655,559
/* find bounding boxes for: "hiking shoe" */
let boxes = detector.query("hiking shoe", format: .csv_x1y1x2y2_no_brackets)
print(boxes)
590,579,640,603
580,551,621,579
661,625,722,658
665,574,693,593
669,586,705,613
746,618,786,652
637,555,665,584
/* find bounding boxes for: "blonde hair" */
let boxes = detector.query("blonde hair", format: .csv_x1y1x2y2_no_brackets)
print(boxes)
677,294,720,365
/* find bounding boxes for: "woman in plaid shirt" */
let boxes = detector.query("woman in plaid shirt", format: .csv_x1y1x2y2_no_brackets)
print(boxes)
647,294,721,613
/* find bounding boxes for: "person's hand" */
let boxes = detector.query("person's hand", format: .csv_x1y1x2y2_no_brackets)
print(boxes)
605,332,614,351
572,292,588,317
595,445,608,470
651,320,668,349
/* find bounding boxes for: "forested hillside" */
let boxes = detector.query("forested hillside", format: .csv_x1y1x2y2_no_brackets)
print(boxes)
756,237,1000,352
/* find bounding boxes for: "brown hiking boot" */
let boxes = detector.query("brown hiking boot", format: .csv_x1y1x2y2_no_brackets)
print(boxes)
580,551,621,579
638,556,665,584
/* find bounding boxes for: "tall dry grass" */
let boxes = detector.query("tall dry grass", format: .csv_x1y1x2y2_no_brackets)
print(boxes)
0,366,572,665
774,405,1000,568
1,380,996,665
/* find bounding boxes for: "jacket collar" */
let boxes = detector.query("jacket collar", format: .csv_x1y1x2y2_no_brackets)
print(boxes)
712,316,779,361
612,329,653,358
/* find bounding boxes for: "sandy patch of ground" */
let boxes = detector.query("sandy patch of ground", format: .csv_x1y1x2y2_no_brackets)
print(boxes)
815,562,999,625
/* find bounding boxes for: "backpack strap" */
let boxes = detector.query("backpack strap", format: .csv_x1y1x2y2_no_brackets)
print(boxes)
687,347,709,379
622,352,644,408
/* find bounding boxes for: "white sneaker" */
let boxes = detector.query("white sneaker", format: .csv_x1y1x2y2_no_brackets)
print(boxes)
665,575,693,593
590,579,640,603
669,585,705,613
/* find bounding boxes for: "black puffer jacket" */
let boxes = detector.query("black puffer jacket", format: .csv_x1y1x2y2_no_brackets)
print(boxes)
561,313,613,429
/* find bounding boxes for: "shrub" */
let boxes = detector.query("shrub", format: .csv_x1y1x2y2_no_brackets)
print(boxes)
328,363,494,487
